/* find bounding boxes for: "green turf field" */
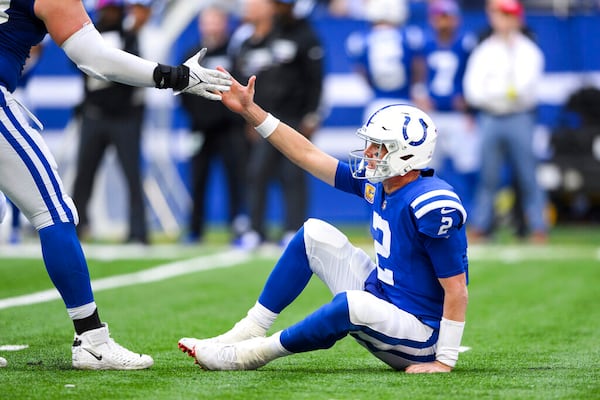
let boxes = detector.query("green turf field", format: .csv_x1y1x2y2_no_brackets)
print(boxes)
1,226,599,399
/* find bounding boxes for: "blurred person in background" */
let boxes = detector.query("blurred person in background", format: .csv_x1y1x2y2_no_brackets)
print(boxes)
463,0,548,243
179,3,249,244
474,0,537,237
327,0,366,18
124,0,153,33
345,0,423,120
233,0,324,250
412,0,479,215
71,0,152,245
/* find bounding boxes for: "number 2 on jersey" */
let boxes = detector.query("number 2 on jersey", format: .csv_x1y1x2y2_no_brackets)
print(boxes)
372,211,394,286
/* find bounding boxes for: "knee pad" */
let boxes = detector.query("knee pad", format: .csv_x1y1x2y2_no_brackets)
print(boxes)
303,218,348,251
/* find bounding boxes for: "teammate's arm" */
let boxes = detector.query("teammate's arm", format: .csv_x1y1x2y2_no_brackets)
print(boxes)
220,73,339,186
406,272,468,374
34,0,231,98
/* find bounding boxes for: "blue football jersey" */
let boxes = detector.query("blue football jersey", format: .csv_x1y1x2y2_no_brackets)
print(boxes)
335,162,468,329
0,0,47,92
420,29,476,111
346,25,424,100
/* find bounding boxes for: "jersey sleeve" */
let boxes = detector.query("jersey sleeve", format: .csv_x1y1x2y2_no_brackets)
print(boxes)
410,189,467,238
424,232,469,279
334,162,366,198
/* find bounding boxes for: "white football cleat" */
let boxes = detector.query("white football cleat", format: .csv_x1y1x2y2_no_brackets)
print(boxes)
178,317,266,361
72,324,153,370
181,337,272,371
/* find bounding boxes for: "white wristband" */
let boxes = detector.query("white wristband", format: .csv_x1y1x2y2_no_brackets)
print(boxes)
254,113,280,139
435,318,465,368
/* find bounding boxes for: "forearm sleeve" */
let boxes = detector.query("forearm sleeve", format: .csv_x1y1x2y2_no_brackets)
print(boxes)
61,23,156,87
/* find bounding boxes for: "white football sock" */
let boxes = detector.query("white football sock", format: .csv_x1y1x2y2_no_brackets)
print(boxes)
247,301,278,331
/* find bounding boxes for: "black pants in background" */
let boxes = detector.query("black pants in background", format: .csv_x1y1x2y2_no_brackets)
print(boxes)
72,111,147,243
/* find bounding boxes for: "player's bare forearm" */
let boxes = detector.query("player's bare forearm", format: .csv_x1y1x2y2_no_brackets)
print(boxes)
268,121,338,186
221,72,337,186
439,273,468,322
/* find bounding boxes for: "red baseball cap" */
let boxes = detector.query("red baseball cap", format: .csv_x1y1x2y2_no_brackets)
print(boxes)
496,0,524,18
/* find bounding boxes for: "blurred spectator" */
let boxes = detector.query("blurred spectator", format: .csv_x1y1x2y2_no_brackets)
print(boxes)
412,0,479,214
463,0,548,243
124,0,153,32
233,0,324,249
178,4,249,244
345,0,423,120
475,0,537,237
328,0,367,18
71,0,151,244
478,0,537,42
227,0,277,248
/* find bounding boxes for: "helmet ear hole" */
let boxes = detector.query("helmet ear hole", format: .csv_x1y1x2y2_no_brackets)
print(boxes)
388,152,413,174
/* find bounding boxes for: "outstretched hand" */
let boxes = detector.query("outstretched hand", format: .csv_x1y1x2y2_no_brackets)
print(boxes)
217,67,256,116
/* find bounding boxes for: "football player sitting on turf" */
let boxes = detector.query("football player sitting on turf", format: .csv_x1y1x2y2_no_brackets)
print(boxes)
179,73,469,373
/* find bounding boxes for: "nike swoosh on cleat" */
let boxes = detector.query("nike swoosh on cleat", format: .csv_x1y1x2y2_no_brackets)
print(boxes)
441,208,455,214
83,348,103,361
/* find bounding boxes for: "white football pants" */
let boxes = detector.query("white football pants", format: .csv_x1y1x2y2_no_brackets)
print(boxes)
0,86,78,230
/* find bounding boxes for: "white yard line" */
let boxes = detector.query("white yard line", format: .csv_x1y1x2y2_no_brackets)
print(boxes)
0,249,253,311
0,243,598,311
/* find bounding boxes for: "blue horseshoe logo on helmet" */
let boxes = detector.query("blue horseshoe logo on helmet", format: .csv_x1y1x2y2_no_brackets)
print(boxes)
402,116,428,146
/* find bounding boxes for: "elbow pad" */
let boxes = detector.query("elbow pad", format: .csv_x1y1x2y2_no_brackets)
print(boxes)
61,23,156,87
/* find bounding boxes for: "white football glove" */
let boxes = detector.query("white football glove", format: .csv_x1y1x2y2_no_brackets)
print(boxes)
179,48,232,100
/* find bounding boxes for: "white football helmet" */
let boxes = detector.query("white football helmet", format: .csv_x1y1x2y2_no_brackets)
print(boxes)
349,104,437,183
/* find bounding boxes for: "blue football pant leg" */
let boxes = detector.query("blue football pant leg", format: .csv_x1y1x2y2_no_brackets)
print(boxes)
280,292,355,353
